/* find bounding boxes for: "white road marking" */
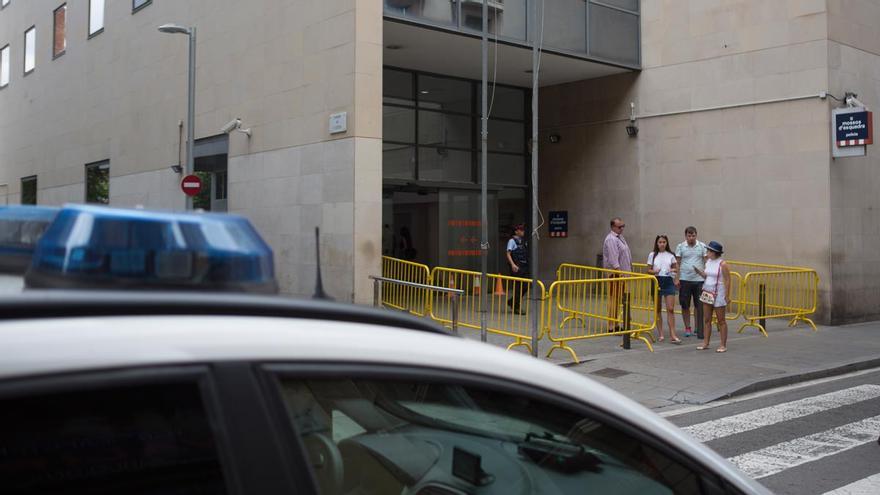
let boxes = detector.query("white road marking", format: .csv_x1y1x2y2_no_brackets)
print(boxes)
728,415,880,479
659,368,880,418
822,473,880,494
681,385,880,442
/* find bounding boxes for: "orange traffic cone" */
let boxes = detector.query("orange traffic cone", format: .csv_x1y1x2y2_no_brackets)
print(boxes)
473,277,481,295
494,277,506,295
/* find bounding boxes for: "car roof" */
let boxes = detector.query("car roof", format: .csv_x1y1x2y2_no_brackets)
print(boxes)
0,291,769,494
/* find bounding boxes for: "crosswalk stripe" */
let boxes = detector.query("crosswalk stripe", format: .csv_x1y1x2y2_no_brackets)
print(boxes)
682,384,880,442
728,415,880,479
822,472,880,494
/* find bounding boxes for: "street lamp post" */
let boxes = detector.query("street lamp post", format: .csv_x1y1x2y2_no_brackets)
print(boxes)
158,23,196,210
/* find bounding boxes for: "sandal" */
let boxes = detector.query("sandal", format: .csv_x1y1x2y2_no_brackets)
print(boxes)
696,345,711,350
657,336,665,343
716,347,727,353
671,337,682,344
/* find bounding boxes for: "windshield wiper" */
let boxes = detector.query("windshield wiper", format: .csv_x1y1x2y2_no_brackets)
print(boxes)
518,432,603,474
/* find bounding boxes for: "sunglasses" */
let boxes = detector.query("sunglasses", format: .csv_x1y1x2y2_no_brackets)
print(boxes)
615,224,626,228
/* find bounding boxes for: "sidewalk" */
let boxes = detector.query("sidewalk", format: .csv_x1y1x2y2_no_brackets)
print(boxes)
463,318,880,411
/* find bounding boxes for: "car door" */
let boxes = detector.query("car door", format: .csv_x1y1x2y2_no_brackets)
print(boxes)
0,364,305,495
257,363,752,495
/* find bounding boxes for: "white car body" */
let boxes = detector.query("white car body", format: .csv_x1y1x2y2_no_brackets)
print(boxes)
0,292,771,494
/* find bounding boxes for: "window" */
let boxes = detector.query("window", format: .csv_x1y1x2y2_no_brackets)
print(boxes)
0,44,9,88
20,176,37,205
0,380,230,494
23,26,35,74
85,160,109,204
0,0,9,9
272,373,726,495
89,0,104,37
133,0,151,13
53,4,66,59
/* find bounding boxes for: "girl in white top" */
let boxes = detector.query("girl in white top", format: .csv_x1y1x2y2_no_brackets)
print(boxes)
694,241,731,353
647,235,680,344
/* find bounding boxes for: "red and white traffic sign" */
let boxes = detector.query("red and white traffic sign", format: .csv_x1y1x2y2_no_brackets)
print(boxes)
180,174,202,197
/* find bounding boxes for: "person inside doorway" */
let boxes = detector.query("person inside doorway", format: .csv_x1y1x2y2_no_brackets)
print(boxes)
505,223,529,314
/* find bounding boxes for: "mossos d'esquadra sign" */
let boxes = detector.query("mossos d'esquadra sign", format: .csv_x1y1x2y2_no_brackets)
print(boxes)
832,107,873,158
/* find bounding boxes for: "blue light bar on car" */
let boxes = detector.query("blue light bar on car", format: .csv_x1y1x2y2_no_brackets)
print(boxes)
0,206,59,274
25,205,278,293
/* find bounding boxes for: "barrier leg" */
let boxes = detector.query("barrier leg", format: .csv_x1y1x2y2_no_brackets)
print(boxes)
738,320,768,337
790,315,818,332
546,342,579,364
633,332,655,352
507,337,534,354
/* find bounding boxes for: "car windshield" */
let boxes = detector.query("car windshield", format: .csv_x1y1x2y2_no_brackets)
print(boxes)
278,378,709,494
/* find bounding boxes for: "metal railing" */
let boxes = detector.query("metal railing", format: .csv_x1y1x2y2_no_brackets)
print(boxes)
727,262,819,336
381,256,432,316
429,266,546,353
370,275,463,332
631,262,744,321
544,273,658,363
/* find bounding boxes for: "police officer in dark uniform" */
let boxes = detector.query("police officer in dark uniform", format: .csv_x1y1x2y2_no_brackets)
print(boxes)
505,223,529,314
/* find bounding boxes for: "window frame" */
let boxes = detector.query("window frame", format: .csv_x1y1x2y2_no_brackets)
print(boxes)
53,3,67,60
23,25,35,75
259,362,739,493
0,365,241,494
132,0,152,14
88,0,104,38
84,159,110,204
20,175,37,204
0,44,10,89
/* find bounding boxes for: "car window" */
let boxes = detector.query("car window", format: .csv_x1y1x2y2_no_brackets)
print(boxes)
272,376,726,495
0,380,229,495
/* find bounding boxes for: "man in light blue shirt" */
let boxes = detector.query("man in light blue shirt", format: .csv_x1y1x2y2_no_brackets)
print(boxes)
675,226,707,338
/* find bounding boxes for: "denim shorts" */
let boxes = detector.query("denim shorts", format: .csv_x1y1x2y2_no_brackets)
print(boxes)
657,276,676,296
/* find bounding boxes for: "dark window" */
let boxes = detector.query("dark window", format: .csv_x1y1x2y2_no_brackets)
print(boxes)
23,26,35,74
53,4,66,59
383,68,529,186
271,374,725,495
417,74,472,114
20,176,36,205
132,0,151,13
214,171,227,201
0,380,229,494
85,160,110,204
0,44,9,88
89,0,104,37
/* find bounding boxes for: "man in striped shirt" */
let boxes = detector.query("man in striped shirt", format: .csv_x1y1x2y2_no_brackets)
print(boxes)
603,217,632,331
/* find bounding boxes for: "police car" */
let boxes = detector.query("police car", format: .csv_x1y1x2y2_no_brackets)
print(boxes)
0,205,770,494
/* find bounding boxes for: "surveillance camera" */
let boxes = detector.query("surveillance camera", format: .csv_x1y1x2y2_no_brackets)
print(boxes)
220,118,242,134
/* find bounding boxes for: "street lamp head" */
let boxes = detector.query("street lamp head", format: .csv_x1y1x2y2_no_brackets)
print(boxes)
158,23,191,35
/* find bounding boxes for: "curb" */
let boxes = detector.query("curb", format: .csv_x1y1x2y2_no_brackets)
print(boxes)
706,356,880,403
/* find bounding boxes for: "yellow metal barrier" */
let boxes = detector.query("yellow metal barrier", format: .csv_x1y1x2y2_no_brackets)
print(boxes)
545,272,657,363
381,256,432,316
557,263,657,318
728,262,819,336
631,262,743,321
429,266,546,353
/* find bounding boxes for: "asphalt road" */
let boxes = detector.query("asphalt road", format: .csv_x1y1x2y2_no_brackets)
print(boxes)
665,369,880,495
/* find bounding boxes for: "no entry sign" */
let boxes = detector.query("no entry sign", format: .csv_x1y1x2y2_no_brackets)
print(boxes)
181,174,202,196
